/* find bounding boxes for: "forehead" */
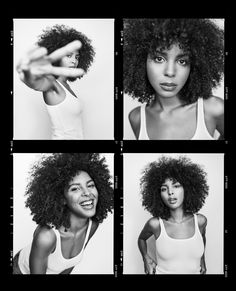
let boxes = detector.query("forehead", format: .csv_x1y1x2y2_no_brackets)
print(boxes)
69,171,92,184
156,43,189,55
162,177,179,185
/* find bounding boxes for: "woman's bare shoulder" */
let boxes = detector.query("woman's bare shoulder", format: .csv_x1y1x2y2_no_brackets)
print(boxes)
203,96,224,117
147,217,161,229
128,106,141,124
32,225,57,249
196,213,207,227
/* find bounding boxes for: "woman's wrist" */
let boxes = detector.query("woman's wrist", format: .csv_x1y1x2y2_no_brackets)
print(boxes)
142,254,151,262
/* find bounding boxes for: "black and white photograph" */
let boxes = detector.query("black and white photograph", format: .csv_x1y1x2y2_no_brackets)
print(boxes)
13,19,114,140
8,14,232,283
123,19,224,140
123,153,224,274
13,153,114,274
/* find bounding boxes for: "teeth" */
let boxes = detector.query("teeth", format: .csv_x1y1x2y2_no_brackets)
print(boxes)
80,200,93,206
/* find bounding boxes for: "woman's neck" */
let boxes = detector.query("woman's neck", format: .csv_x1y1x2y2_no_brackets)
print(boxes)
151,94,184,112
168,208,188,223
65,214,89,235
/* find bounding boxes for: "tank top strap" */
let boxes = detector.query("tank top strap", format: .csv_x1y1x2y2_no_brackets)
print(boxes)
51,219,92,256
196,98,205,128
193,214,202,237
138,104,149,140
82,219,92,250
158,217,167,237
56,80,77,98
51,227,62,255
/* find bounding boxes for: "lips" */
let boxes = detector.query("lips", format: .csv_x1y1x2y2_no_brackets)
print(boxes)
79,199,94,209
168,198,177,204
160,82,177,92
160,82,177,87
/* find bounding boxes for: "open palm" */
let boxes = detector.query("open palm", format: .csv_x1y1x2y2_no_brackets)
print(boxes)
16,40,84,92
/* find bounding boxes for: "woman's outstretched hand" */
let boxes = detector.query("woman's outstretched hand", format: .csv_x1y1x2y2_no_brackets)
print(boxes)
16,40,84,92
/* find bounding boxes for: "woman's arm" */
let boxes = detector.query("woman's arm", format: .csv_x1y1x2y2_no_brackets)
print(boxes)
29,226,56,274
197,214,208,274
205,96,224,140
138,218,158,274
16,41,84,92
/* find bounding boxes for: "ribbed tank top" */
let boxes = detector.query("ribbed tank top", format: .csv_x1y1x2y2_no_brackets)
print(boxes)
18,219,92,274
45,80,84,140
155,214,204,274
138,98,214,140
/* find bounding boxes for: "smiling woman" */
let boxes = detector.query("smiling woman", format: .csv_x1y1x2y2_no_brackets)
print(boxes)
13,153,114,274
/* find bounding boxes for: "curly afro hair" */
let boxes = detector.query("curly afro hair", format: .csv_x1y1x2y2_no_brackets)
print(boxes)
124,19,224,104
140,156,209,219
25,153,113,229
37,24,95,77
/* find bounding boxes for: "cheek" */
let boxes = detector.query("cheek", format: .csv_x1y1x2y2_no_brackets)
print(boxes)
64,191,79,204
60,57,68,67
178,67,190,84
94,189,99,200
160,192,167,202
177,189,184,201
147,62,161,82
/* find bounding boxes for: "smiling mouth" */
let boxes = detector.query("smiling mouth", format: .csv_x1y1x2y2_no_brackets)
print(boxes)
79,199,94,209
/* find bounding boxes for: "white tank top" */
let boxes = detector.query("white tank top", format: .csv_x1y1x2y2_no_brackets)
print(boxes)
155,214,204,274
18,219,92,274
138,98,215,140
45,81,84,140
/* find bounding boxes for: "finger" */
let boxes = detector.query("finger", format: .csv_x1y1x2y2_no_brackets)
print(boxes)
16,47,48,72
34,65,85,77
47,40,82,62
27,47,48,62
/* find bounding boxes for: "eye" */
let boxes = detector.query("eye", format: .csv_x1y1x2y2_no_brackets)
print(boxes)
178,59,189,66
154,56,165,63
88,183,95,189
75,55,79,60
161,187,167,192
174,183,181,188
70,185,81,192
71,187,78,191
66,54,72,58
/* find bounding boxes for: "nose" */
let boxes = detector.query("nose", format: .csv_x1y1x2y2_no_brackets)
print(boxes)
168,187,174,196
82,187,90,197
164,61,176,78
71,57,76,65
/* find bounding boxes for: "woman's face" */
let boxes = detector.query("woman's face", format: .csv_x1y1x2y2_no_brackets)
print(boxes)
60,51,79,69
160,178,184,210
146,43,191,99
64,171,98,218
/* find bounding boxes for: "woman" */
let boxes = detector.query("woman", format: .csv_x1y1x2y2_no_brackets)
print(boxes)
16,24,95,140
138,155,208,274
13,153,113,274
123,19,224,140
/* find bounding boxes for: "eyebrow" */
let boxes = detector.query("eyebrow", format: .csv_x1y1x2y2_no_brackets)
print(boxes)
161,181,180,186
155,50,190,58
68,180,94,187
